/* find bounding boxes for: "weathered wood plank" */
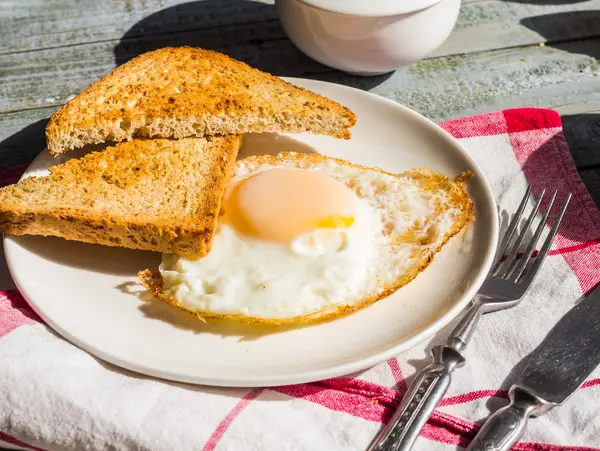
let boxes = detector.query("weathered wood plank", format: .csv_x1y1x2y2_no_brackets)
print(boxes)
1,0,277,55
433,0,600,57
3,0,600,61
2,36,599,116
0,38,326,112
366,41,600,123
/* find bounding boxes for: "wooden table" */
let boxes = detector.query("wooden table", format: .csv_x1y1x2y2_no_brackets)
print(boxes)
1,0,599,289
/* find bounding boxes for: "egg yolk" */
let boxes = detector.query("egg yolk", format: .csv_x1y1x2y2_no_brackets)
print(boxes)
225,168,358,242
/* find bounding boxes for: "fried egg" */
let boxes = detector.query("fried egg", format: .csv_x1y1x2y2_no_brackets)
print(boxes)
140,152,473,325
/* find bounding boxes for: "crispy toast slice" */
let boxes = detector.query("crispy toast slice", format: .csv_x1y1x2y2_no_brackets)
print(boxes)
139,152,474,325
46,47,357,156
0,136,241,258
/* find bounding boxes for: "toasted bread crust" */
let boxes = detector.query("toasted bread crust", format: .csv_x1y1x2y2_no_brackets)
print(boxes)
0,136,242,258
139,153,475,325
46,47,357,156
2,212,213,256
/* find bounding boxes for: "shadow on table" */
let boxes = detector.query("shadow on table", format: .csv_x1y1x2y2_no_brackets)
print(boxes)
520,10,600,59
561,113,600,168
559,113,600,210
0,119,49,169
113,0,393,90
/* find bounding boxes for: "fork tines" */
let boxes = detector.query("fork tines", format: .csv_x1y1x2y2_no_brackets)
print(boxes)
492,188,572,283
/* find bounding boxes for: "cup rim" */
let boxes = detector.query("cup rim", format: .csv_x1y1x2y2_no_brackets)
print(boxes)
284,0,451,18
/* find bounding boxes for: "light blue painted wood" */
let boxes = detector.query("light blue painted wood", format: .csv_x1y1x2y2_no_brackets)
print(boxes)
0,0,598,207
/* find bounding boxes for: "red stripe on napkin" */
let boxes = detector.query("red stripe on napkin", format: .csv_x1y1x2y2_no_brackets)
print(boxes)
272,377,396,423
202,388,263,451
0,431,48,451
0,290,42,337
504,108,563,134
549,240,600,256
439,389,508,406
387,358,408,393
440,111,508,139
422,410,474,447
582,378,600,389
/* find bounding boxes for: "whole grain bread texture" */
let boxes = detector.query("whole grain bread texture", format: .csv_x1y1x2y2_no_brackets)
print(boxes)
139,152,475,325
46,46,357,156
0,136,242,258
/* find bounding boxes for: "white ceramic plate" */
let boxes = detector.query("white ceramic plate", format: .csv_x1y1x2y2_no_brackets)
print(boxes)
4,79,498,387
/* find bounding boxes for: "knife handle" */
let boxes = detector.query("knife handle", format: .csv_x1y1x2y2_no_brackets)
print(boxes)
367,346,465,451
467,388,542,451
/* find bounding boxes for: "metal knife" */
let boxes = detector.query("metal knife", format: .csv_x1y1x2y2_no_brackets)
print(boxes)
467,282,600,451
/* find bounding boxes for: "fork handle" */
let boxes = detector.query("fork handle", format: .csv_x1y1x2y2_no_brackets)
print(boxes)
367,346,465,451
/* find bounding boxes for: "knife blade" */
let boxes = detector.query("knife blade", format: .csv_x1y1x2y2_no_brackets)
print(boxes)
468,282,600,451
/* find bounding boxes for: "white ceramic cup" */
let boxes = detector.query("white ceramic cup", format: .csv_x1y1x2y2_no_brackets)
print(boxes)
275,0,461,76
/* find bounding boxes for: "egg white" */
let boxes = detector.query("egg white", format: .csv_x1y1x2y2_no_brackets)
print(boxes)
156,153,471,322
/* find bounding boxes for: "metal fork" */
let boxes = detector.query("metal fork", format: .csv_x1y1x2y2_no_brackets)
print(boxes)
367,187,572,451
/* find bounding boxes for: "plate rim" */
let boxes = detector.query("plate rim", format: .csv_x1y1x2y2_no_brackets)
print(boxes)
4,77,499,387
